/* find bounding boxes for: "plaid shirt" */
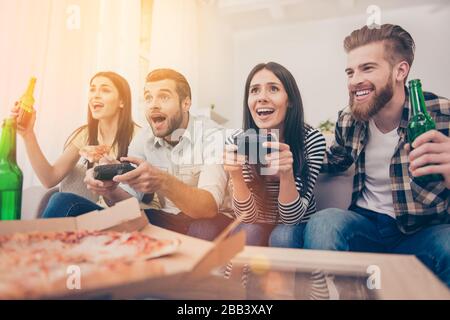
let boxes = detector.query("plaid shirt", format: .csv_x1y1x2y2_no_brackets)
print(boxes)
323,89,449,234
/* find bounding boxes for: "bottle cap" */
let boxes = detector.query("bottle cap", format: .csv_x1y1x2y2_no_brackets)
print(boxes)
408,79,422,88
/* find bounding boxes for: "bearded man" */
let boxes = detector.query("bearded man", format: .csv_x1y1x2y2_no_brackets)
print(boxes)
303,24,450,288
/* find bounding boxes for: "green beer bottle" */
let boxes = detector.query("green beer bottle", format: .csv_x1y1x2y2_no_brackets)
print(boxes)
407,79,442,183
0,118,23,220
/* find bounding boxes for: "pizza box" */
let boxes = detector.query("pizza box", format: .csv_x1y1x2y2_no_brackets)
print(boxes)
0,198,246,299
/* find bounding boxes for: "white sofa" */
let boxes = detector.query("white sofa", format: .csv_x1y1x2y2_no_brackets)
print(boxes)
314,168,353,212
21,186,58,220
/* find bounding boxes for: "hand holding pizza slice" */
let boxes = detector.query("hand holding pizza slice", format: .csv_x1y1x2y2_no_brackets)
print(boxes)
79,145,112,163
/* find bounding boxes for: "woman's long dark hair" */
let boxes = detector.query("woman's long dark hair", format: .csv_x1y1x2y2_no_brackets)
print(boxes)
65,71,137,166
243,62,310,195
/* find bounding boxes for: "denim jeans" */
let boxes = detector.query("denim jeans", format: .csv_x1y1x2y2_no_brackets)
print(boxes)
42,192,103,218
269,223,306,248
231,223,306,248
303,206,450,287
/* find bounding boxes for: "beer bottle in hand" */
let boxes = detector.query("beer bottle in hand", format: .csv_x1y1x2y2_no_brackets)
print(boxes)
17,77,36,128
407,79,442,183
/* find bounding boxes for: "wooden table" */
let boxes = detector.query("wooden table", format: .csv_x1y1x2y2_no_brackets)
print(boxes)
227,246,450,300
153,246,450,300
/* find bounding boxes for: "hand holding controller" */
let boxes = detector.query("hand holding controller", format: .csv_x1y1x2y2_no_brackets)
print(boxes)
93,162,136,181
234,132,278,164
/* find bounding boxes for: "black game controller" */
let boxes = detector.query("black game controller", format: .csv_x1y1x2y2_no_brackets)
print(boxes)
234,132,278,165
93,162,136,181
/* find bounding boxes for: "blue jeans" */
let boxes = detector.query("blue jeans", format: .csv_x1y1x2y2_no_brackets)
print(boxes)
232,223,306,248
303,206,450,287
42,192,103,218
269,224,306,248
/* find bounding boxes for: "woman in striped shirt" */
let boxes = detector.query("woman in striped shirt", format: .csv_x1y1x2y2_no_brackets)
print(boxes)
224,62,326,248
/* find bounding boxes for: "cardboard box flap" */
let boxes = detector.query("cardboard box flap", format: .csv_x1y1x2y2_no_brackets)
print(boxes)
0,198,143,236
105,211,149,233
189,218,246,279
189,229,245,280
0,218,77,236
75,197,142,231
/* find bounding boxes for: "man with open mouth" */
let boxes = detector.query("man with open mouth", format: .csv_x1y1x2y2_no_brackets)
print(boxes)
43,68,231,238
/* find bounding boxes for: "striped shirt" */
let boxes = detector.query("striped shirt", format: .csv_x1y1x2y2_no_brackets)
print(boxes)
227,127,326,225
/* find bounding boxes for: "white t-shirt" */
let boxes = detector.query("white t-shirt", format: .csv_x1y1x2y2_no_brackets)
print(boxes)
356,119,399,219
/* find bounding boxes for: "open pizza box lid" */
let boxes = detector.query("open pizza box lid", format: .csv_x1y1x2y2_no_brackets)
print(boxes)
0,198,246,299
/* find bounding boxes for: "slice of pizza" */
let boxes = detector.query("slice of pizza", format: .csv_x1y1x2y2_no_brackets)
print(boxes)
79,145,112,163
68,231,181,262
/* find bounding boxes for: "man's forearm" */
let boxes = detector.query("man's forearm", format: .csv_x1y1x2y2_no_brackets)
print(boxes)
160,174,218,219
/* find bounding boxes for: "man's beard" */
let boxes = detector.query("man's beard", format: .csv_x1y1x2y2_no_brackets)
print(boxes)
149,108,183,138
349,77,394,122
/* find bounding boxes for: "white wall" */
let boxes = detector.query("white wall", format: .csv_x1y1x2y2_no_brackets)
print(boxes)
0,0,142,190
197,4,234,118
199,3,450,129
148,0,200,110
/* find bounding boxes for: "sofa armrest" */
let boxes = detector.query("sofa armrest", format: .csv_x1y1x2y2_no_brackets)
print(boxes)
21,186,59,220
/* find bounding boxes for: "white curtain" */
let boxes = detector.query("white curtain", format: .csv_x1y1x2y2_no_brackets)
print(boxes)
0,0,141,189
148,0,200,109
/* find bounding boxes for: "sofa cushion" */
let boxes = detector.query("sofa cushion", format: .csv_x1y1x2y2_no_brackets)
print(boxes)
314,166,354,211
